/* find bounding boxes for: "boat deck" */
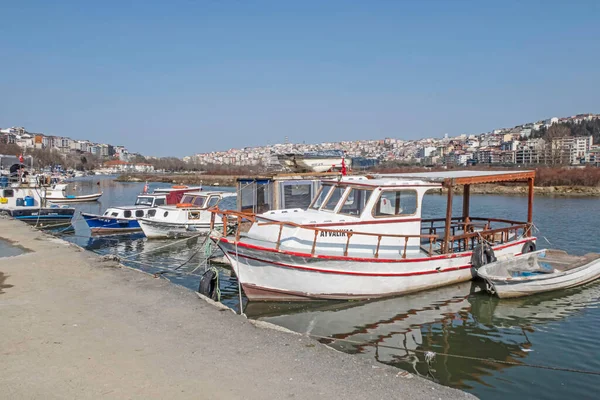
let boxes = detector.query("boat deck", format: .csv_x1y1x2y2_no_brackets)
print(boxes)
539,250,600,272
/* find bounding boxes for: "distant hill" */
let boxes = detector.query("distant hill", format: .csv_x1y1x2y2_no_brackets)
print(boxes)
533,119,600,144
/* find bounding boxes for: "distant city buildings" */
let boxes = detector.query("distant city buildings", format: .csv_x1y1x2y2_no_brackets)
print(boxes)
185,113,600,168
0,126,130,161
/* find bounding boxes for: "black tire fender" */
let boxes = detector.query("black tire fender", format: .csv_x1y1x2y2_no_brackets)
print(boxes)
198,269,218,300
521,241,536,254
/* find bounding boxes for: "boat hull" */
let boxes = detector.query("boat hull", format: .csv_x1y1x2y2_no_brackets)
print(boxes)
82,213,141,234
216,237,534,301
4,207,75,228
47,193,103,203
480,253,600,299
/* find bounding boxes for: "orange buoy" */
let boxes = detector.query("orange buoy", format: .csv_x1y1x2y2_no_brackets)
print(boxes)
172,185,188,189
176,203,194,208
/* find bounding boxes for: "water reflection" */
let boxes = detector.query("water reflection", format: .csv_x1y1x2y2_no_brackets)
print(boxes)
248,280,600,390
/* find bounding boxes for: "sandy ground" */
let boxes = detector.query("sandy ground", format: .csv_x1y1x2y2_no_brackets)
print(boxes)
0,218,474,399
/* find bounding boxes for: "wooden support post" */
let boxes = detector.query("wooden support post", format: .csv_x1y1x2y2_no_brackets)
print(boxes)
275,224,283,251
402,236,409,259
375,236,382,259
223,215,228,236
344,233,353,257
527,177,534,237
462,184,470,224
210,210,215,230
311,230,319,256
443,184,454,253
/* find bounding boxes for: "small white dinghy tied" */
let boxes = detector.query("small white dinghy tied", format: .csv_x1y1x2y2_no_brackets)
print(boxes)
477,249,600,298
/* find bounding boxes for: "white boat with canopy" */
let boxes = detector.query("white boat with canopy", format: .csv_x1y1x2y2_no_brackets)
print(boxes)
139,190,236,239
210,170,539,301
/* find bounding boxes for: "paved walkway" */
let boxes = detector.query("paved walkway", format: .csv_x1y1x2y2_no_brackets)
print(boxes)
0,219,474,399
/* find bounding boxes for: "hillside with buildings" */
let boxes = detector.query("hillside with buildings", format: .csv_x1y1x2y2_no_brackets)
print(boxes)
184,113,600,169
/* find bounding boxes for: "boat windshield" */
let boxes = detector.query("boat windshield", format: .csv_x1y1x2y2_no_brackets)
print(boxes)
338,187,373,216
322,185,347,212
310,184,333,209
135,196,155,206
193,196,207,207
181,195,194,203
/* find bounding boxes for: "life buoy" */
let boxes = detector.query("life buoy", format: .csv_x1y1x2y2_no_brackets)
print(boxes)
176,203,194,208
471,243,497,271
172,185,188,189
521,241,536,254
198,268,220,301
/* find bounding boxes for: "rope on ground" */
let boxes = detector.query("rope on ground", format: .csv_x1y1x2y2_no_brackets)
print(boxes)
120,233,203,260
308,334,600,377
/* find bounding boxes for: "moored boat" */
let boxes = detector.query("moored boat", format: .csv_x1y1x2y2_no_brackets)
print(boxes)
0,176,75,228
46,183,102,203
477,249,600,298
210,170,539,301
139,191,235,239
81,185,197,234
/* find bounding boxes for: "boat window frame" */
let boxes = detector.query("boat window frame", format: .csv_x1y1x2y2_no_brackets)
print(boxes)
154,197,165,206
123,210,132,218
192,195,208,207
206,196,221,209
147,209,156,217
135,210,144,218
309,184,333,210
321,184,350,213
337,186,374,218
371,188,419,218
2,189,14,198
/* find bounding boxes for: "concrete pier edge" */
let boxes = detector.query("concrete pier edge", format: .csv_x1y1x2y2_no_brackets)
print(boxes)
0,218,476,399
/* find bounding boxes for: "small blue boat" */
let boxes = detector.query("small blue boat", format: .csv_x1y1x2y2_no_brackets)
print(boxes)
82,192,168,234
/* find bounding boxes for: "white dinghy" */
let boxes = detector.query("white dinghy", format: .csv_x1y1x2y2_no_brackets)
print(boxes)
477,249,600,298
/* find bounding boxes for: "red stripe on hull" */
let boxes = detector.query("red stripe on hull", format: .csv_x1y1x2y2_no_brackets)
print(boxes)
227,251,473,277
218,236,535,263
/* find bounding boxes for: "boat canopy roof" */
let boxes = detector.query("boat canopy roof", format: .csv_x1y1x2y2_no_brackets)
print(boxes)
369,170,535,187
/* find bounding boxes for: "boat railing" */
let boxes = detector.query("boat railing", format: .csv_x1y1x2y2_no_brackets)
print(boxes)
421,217,531,253
208,208,438,258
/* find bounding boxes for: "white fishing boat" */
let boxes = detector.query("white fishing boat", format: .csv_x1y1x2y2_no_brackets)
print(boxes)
81,185,198,234
210,170,539,301
477,249,600,298
278,150,351,173
0,176,75,228
139,191,236,239
46,183,102,203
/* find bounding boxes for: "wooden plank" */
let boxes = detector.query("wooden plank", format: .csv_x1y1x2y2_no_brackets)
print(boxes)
442,170,536,187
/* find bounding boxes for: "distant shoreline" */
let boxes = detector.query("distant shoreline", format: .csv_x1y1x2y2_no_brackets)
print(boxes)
115,173,600,197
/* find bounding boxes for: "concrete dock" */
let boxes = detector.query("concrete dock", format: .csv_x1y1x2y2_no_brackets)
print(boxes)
0,218,474,399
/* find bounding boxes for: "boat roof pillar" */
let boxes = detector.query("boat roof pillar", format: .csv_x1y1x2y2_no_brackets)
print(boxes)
462,184,470,223
442,180,454,254
527,177,534,237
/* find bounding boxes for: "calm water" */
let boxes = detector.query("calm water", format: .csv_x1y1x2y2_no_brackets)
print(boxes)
55,176,600,400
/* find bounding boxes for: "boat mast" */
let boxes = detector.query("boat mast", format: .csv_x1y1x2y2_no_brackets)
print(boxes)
442,180,454,254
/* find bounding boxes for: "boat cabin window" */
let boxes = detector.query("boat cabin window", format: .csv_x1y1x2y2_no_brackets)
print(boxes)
163,211,169,217
154,198,165,206
193,196,207,207
181,195,194,204
111,212,118,217
188,211,201,220
147,209,156,217
322,185,347,212
103,211,109,216
310,184,333,209
2,189,14,197
135,210,144,218
124,210,132,218
135,196,154,206
206,196,220,208
373,190,418,217
338,188,373,217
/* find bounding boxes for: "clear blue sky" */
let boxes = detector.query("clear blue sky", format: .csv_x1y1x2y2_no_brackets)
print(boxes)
1,1,599,157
